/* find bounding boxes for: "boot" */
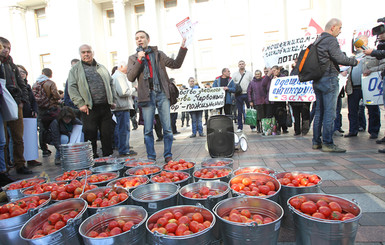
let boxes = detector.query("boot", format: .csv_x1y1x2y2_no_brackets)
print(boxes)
302,120,310,135
257,120,261,133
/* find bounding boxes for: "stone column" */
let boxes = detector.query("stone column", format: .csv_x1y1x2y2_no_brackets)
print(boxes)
143,0,159,45
113,0,129,62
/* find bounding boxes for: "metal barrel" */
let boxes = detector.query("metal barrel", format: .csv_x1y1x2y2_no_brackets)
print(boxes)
79,205,147,245
201,158,234,169
288,193,362,245
213,196,284,245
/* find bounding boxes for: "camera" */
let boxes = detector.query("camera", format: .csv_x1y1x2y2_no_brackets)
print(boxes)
372,17,385,36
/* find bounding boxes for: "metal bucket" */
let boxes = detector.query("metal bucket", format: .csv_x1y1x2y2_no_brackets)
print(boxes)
81,172,119,187
274,171,322,229
193,166,233,183
213,196,283,245
3,177,47,201
79,205,147,245
125,165,162,178
229,173,281,202
106,156,135,165
80,186,130,216
162,161,196,176
150,171,192,187
233,166,276,176
60,141,94,171
130,183,179,215
201,158,234,169
21,181,68,196
20,198,88,245
93,156,115,167
288,193,362,245
0,193,51,245
106,176,149,191
54,170,93,182
179,181,230,210
146,205,216,245
90,164,125,177
123,159,156,171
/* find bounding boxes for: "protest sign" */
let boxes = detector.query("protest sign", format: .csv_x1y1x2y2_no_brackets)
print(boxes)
176,17,196,47
362,72,383,105
170,87,225,113
268,76,316,102
23,118,38,161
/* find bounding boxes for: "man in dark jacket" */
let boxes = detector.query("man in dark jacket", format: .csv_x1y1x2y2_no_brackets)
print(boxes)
127,30,187,163
0,37,32,174
312,19,358,153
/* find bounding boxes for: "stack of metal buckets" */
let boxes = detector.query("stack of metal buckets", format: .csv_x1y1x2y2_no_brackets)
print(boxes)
60,141,94,171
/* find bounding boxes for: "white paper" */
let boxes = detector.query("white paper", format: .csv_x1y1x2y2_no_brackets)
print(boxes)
23,118,39,161
176,17,196,47
69,125,84,144
362,72,383,105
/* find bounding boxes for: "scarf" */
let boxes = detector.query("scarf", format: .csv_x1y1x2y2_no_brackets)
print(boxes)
143,47,162,92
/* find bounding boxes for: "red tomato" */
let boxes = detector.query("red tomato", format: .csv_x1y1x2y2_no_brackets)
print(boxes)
240,209,251,218
123,221,135,232
192,213,204,223
48,213,62,225
318,206,332,218
108,220,120,230
330,211,342,220
54,220,66,230
329,202,342,213
300,201,317,215
229,213,241,223
156,217,168,227
178,216,190,225
312,212,326,219
110,227,122,236
316,199,328,207
88,230,99,237
175,224,189,236
165,222,178,233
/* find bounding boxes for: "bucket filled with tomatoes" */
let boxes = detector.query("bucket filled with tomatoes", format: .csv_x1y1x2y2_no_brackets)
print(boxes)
126,165,162,178
79,205,148,244
123,158,156,171
107,176,149,191
131,183,179,215
162,159,195,175
150,171,191,187
213,196,283,245
54,169,93,181
20,198,88,245
80,172,119,187
193,166,233,183
201,158,234,169
21,181,68,196
179,181,230,210
3,177,47,201
91,164,125,177
229,173,281,202
0,193,50,245
275,171,322,228
146,205,216,244
288,193,362,245
233,166,276,176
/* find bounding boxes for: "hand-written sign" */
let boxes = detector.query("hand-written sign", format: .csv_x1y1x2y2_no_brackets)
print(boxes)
268,76,316,102
362,72,383,105
170,87,225,113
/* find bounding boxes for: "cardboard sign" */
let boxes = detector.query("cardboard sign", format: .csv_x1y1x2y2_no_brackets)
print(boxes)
362,72,383,105
170,87,225,113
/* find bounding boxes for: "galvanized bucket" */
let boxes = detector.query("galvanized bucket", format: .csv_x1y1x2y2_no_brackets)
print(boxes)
0,192,51,245
288,193,362,245
213,196,283,245
162,161,196,176
21,181,68,196
60,141,94,171
80,172,119,187
90,164,125,178
125,165,162,178
123,158,156,171
150,171,192,187
274,171,322,229
20,198,88,245
201,158,234,169
106,176,149,191
80,186,129,216
179,181,230,210
79,205,147,245
3,177,47,201
54,170,93,182
193,166,233,183
229,173,281,202
130,183,178,215
233,166,276,176
146,205,216,245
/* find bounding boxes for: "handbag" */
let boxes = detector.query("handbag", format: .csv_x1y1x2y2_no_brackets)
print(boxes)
234,72,246,96
245,108,257,126
0,78,18,121
169,82,179,106
261,117,277,136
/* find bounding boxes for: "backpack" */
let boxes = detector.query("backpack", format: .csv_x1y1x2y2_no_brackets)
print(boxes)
297,36,328,82
32,81,50,108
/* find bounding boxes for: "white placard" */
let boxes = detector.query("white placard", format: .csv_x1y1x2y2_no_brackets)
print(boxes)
362,72,383,105
176,17,195,47
268,76,316,102
23,118,39,161
69,125,84,144
170,87,225,113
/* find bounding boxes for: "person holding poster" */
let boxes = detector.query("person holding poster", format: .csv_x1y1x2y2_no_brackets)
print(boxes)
188,77,205,138
127,30,187,163
311,18,358,153
212,68,235,116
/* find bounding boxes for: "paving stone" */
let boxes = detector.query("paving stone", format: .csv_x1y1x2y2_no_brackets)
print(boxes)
312,170,346,180
371,178,385,186
280,163,296,169
361,185,385,193
322,161,339,166
337,193,385,212
337,169,367,179
355,226,385,242
373,193,385,202
333,179,377,187
289,159,319,164
359,213,385,226
348,158,385,165
321,186,366,194
369,168,385,178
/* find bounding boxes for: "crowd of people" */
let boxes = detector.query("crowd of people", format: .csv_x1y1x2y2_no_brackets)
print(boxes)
0,17,384,186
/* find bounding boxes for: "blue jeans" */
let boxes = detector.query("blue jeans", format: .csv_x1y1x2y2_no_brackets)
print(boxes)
141,90,172,160
55,135,70,159
0,113,6,172
189,111,203,135
312,76,339,146
236,94,254,130
114,110,131,155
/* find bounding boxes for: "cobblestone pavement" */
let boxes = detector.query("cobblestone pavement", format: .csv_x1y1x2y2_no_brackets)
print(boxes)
11,108,385,244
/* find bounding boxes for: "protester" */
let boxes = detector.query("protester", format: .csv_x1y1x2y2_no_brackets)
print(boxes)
262,67,276,119
180,85,190,127
203,83,211,125
126,30,187,162
170,78,180,135
272,67,288,134
212,68,235,116
188,77,205,138
247,70,265,133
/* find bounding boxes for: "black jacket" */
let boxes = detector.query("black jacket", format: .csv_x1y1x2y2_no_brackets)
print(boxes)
49,118,82,148
22,81,38,118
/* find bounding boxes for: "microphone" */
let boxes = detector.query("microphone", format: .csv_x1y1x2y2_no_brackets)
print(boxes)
136,45,145,61
353,39,368,50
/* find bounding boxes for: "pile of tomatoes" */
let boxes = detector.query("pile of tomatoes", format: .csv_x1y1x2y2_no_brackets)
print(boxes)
109,177,148,189
129,166,161,176
85,188,129,208
125,160,155,168
234,167,274,175
202,160,231,167
0,196,49,220
30,210,80,239
6,178,45,190
81,173,117,184
50,179,97,200
151,171,189,183
148,210,212,236
277,172,321,187
163,159,194,171
182,186,223,199
230,175,277,197
221,208,276,224
194,168,231,179
289,195,356,221
86,219,137,238
55,170,92,181
23,181,66,195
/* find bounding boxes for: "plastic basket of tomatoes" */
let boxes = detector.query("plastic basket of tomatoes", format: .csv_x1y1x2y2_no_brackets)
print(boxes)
233,166,276,176
287,193,362,244
162,159,195,175
3,177,47,201
79,205,147,244
54,169,92,181
151,171,191,187
146,205,216,244
229,173,281,202
125,165,162,178
193,166,232,183
201,158,234,169
107,176,149,191
80,172,119,187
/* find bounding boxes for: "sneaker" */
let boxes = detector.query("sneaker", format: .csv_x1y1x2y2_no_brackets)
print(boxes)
369,134,378,139
42,150,51,157
376,137,385,144
378,149,385,153
27,160,42,166
54,158,61,165
236,129,243,133
338,129,345,133
16,166,33,175
282,130,289,134
333,131,343,137
189,134,196,138
321,144,346,153
312,144,322,150
252,128,257,132
156,138,163,142
199,133,206,137
186,124,190,127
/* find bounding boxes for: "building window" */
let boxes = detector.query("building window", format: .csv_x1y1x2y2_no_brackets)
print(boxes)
195,0,209,2
111,52,118,67
40,53,51,69
106,10,115,36
135,4,145,13
164,0,177,8
35,8,48,37
135,4,145,30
